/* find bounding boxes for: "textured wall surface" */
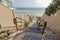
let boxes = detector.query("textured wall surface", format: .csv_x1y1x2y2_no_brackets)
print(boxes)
0,3,15,28
42,11,60,32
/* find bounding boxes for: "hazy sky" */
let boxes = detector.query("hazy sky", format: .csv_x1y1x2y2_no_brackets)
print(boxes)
13,0,52,8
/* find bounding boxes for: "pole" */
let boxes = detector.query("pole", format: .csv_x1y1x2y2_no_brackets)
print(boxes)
42,21,47,35
11,2,18,31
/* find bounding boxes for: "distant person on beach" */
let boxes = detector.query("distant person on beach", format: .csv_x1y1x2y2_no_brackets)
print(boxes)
29,16,33,22
37,17,41,30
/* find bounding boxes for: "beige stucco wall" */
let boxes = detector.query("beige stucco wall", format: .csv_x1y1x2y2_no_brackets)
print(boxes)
42,11,60,32
0,3,15,28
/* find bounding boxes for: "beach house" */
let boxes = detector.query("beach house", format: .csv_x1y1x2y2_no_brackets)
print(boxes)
0,0,28,31
0,0,15,29
0,0,13,8
0,0,32,31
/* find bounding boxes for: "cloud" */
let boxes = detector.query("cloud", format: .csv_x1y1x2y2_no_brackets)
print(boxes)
35,0,52,7
13,0,52,7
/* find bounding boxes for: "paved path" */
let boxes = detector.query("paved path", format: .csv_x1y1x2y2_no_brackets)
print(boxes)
13,22,55,40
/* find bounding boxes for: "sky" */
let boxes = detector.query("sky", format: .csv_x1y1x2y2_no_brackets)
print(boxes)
13,0,52,8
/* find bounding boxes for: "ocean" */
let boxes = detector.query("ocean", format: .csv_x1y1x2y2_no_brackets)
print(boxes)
14,7,45,16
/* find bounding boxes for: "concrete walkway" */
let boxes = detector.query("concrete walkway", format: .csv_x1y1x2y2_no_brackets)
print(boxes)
13,23,43,40
9,31,23,40
12,22,55,40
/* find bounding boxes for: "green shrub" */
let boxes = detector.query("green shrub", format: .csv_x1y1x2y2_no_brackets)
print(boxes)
45,0,60,16
24,21,29,28
0,29,7,33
